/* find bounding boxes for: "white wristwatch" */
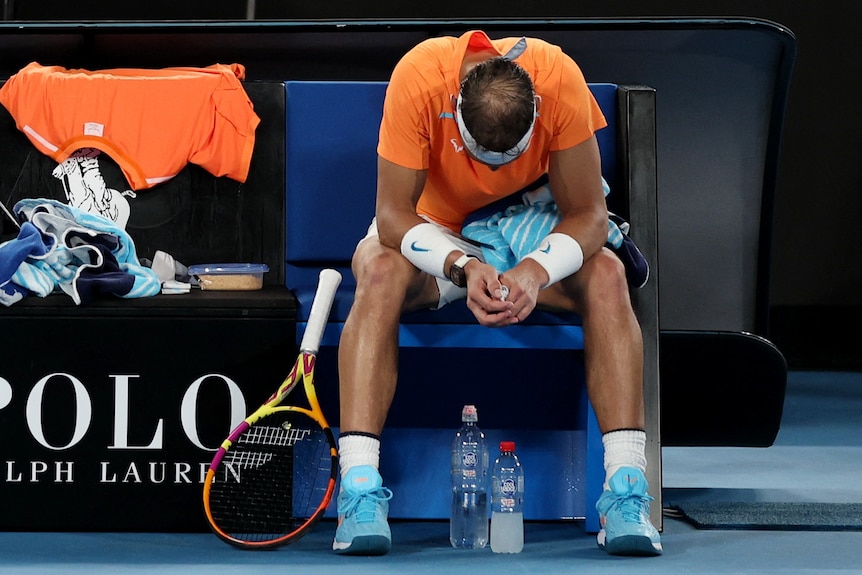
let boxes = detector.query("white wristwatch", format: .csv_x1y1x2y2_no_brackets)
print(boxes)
449,254,477,288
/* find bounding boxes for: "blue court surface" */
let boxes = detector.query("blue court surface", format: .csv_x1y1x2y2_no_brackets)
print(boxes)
2,370,860,574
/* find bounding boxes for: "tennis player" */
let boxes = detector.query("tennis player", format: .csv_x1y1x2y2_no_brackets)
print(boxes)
332,30,662,557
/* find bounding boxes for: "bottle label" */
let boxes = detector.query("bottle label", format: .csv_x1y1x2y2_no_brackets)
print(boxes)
501,478,516,496
497,477,517,509
462,451,478,472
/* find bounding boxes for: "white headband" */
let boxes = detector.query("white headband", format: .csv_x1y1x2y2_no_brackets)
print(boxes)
455,93,536,166
455,36,535,167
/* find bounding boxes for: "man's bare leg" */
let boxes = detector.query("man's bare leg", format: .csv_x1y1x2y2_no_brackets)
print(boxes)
333,239,438,556
540,248,661,556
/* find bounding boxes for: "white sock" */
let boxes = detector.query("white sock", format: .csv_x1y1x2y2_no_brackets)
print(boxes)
602,429,647,490
338,433,380,479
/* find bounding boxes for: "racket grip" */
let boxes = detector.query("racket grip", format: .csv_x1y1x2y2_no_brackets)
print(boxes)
299,268,342,354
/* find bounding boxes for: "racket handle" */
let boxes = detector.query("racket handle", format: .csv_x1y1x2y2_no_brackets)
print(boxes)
299,268,342,354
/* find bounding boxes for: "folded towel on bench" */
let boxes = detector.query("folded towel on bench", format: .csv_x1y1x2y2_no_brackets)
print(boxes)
461,179,649,288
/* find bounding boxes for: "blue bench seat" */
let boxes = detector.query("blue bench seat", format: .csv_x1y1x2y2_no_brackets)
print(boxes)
283,80,659,532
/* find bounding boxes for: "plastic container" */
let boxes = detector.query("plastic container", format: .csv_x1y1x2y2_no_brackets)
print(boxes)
450,405,489,549
188,263,269,291
490,441,524,554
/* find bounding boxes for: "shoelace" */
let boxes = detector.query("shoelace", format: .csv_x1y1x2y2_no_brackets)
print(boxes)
613,492,654,523
342,487,394,523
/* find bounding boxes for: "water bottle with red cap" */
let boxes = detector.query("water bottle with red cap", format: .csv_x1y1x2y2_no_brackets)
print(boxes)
490,440,524,553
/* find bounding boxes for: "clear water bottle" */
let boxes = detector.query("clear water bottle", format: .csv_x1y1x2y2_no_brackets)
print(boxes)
449,405,489,549
490,441,524,553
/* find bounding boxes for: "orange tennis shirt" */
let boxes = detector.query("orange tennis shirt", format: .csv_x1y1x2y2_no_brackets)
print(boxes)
378,30,607,232
0,62,260,190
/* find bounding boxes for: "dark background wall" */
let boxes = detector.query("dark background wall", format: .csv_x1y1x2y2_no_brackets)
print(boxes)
4,1,860,369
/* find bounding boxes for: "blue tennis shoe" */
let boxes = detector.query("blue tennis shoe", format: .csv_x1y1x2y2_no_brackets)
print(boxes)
596,466,663,556
333,465,393,555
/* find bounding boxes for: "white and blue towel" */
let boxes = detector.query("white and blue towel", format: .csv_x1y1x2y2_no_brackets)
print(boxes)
461,179,648,288
0,198,161,306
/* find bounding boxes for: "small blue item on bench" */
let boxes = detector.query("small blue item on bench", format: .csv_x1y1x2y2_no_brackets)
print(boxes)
284,80,648,532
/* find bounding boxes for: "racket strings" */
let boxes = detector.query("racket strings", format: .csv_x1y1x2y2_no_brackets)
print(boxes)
207,411,333,543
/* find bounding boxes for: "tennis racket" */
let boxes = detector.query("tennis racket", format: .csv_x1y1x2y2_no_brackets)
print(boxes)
203,268,341,549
